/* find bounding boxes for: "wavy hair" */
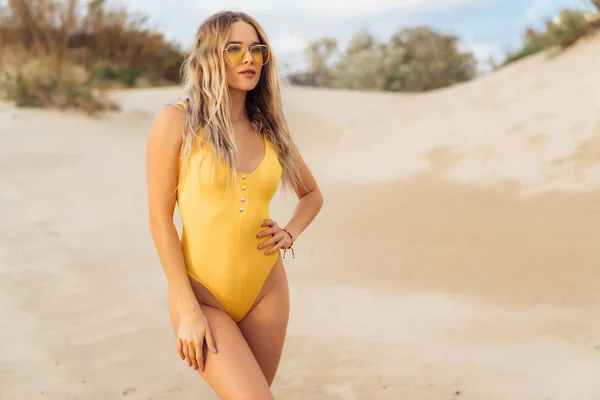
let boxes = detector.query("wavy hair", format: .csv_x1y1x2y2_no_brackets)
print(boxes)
177,11,303,193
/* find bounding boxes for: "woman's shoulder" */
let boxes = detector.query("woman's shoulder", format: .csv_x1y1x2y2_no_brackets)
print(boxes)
172,97,190,112
154,97,189,120
160,97,189,117
149,100,188,144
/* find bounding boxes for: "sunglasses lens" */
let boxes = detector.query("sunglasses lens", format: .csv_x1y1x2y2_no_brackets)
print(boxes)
226,45,245,63
250,46,264,65
251,46,270,65
225,44,270,65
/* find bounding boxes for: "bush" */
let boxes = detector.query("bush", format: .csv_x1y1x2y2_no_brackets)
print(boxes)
0,0,185,114
502,1,600,66
0,49,118,114
289,27,477,92
2,71,118,113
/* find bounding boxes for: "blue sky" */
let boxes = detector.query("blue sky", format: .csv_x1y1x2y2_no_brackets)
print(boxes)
115,0,588,72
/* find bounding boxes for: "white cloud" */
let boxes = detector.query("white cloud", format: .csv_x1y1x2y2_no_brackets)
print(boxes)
186,0,479,18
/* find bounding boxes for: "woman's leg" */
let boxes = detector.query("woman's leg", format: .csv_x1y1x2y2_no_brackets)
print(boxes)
238,255,290,386
168,284,274,400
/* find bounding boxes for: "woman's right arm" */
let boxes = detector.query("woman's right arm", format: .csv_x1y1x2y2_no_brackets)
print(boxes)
146,105,199,315
145,105,216,371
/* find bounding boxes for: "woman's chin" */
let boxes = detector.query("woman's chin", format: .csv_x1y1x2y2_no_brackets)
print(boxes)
231,78,259,92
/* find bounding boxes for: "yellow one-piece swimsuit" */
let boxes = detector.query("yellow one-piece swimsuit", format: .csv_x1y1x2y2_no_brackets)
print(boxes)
175,101,282,322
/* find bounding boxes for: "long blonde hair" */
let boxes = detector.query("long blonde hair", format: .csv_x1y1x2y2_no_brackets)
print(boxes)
178,11,303,193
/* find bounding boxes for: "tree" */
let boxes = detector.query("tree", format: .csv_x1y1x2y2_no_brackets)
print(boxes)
291,25,478,92
333,32,390,90
304,37,337,86
385,26,477,91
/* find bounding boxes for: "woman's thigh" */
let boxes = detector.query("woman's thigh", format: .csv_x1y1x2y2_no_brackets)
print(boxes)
167,287,273,400
238,255,290,386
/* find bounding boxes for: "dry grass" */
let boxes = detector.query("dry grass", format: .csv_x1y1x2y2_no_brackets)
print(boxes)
503,1,600,66
0,0,185,115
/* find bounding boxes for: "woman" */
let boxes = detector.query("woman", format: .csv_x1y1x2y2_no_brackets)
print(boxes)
145,10,323,399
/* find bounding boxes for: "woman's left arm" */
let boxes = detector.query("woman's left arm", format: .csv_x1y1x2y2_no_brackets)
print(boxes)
258,148,324,254
281,150,323,242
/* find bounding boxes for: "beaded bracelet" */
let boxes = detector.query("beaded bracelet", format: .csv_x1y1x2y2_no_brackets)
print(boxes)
281,228,295,259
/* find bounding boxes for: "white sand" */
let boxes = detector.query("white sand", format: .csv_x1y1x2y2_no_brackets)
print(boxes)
1,34,600,399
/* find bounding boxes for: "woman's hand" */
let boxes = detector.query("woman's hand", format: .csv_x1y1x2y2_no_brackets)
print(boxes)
257,219,292,255
177,310,217,372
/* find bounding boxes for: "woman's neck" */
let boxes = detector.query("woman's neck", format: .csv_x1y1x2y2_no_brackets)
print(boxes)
229,88,248,125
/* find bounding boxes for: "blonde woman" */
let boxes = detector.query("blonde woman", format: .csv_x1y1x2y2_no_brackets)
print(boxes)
145,10,323,399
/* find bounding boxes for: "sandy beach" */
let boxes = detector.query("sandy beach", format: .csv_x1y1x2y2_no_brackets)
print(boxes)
1,33,600,399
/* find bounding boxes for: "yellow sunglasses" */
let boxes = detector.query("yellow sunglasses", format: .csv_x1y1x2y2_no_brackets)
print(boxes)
223,43,271,65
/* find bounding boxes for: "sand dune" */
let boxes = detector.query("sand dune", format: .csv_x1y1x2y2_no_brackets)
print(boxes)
1,34,600,399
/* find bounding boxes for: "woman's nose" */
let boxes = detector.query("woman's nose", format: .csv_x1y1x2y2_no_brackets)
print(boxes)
242,48,254,64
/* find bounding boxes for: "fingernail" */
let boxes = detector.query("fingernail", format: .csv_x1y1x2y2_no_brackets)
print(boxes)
212,347,217,353
258,245,262,249
257,233,262,237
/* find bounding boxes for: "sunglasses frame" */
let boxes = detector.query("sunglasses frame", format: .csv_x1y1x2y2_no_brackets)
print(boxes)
223,43,271,65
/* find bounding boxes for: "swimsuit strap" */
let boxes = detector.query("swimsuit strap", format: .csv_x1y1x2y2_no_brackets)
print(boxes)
174,98,189,112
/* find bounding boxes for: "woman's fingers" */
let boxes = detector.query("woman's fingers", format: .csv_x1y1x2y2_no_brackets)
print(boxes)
205,326,217,354
258,219,283,250
194,340,205,372
265,232,291,254
258,231,282,250
257,226,277,238
261,218,275,227
182,342,192,367
177,338,185,360
265,239,284,255
259,230,293,254
188,344,199,370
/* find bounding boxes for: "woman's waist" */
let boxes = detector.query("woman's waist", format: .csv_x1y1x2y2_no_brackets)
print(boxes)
181,223,277,271
181,213,270,243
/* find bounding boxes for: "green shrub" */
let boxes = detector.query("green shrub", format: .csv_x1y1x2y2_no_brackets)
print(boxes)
289,27,477,92
502,1,600,66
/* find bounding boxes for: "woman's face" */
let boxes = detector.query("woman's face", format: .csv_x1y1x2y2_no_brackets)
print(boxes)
223,21,265,92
